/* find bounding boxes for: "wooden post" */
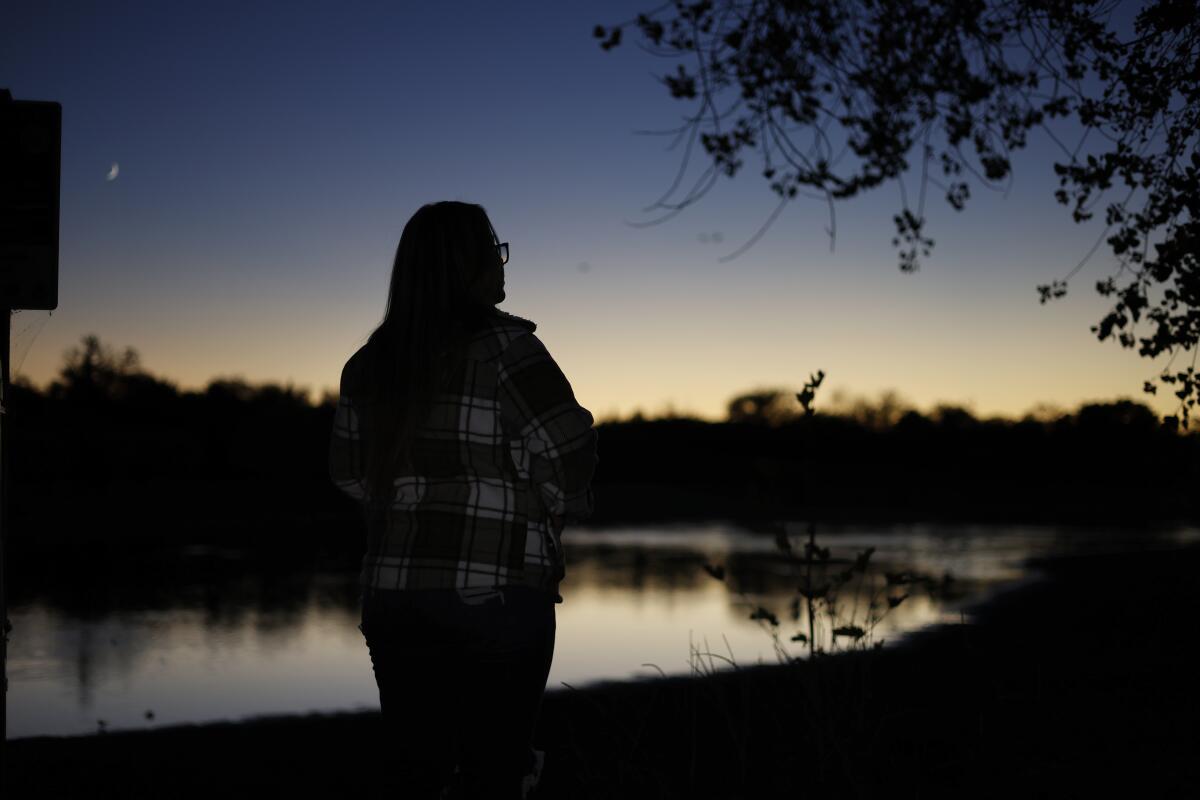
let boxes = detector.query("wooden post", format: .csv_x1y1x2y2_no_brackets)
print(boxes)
0,87,61,770
1,307,9,768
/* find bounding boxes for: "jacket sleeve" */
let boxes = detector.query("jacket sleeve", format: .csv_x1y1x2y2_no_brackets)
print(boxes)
497,332,598,523
329,367,368,501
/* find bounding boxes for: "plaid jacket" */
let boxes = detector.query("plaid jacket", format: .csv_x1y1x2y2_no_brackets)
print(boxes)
329,309,598,598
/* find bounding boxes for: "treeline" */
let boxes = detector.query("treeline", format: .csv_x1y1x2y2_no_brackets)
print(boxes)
6,336,1198,560
7,337,342,559
595,402,1200,526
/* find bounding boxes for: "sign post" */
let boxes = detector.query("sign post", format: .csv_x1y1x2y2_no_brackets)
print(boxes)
0,88,61,768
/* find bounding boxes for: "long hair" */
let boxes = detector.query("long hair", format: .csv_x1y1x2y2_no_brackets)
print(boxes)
347,201,500,504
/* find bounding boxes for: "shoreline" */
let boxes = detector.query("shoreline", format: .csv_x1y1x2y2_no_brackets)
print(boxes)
7,478,1198,559
7,539,1199,796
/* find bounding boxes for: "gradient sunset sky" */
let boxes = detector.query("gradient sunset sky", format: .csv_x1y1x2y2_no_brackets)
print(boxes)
3,1,1177,423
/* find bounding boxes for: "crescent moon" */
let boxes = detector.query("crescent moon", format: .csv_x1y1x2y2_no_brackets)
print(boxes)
106,163,120,181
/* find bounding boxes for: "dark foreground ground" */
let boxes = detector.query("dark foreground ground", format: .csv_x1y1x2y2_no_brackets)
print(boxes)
6,540,1199,799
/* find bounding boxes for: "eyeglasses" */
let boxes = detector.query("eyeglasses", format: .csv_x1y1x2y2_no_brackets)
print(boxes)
496,242,509,265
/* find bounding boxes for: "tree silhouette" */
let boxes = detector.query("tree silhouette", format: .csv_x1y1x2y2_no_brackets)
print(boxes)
726,387,800,425
52,334,147,405
594,0,1198,426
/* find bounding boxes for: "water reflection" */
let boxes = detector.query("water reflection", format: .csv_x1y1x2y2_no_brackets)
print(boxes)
8,522,1198,739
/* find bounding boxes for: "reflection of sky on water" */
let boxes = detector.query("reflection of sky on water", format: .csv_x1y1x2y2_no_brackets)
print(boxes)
8,522,1198,739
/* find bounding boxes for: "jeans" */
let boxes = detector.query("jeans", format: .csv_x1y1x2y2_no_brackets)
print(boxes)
359,584,556,799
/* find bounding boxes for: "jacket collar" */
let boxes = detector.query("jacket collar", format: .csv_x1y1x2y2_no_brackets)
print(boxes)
490,308,537,332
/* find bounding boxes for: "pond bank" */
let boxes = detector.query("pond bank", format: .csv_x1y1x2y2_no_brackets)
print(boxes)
6,541,1198,797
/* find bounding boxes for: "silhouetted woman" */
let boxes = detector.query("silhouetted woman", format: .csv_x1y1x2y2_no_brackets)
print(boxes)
329,201,599,799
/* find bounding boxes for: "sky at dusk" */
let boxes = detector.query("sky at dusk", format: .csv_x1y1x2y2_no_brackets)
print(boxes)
3,1,1177,423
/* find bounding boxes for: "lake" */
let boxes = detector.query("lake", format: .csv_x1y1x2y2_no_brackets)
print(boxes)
8,520,1198,739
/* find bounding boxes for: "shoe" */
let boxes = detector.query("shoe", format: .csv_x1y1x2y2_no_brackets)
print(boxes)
521,749,545,799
